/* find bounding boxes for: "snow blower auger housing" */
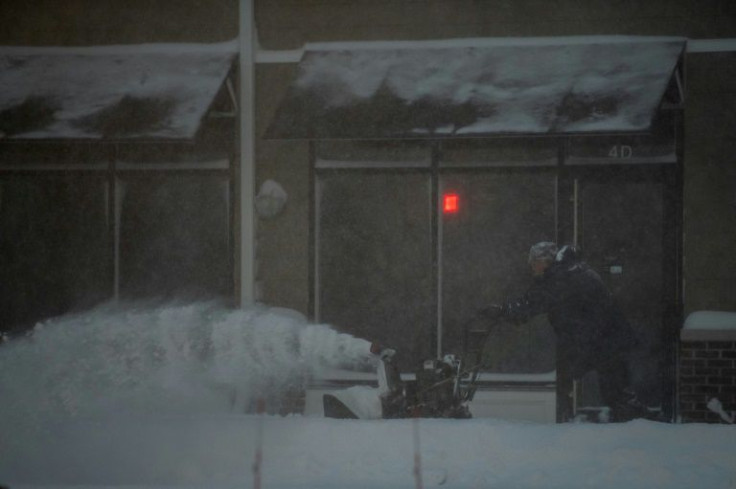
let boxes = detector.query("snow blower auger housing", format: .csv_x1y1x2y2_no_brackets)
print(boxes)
383,354,474,419
323,317,498,420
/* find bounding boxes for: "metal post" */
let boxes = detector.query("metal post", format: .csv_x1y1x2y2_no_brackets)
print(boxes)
572,178,579,248
239,0,256,306
432,144,442,359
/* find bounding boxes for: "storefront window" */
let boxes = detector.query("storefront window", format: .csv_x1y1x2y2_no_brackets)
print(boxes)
0,175,110,329
316,172,434,369
440,171,557,372
118,175,231,300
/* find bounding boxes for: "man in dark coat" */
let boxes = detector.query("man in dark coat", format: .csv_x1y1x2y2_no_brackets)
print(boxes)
488,241,647,422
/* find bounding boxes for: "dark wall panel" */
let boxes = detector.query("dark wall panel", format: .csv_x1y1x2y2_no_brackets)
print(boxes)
440,171,557,372
119,175,231,301
0,175,110,332
317,172,434,368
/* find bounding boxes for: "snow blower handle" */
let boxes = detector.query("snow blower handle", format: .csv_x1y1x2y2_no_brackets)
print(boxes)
461,305,508,377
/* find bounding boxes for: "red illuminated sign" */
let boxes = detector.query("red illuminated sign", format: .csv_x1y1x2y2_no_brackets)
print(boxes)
443,193,459,214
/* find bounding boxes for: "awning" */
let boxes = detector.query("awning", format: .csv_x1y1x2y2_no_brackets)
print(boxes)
0,42,237,140
266,36,684,139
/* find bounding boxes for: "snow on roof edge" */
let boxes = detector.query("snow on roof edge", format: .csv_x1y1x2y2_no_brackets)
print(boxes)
257,37,734,64
683,310,736,330
10,36,728,63
0,42,237,140
303,35,686,52
687,38,736,53
0,39,238,56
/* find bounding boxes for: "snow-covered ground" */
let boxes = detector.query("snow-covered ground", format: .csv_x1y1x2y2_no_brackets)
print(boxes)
1,302,734,489
3,413,735,489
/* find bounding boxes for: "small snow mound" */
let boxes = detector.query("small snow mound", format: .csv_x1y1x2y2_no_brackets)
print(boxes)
683,310,736,330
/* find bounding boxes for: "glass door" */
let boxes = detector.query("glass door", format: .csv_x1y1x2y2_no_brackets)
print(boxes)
439,170,558,373
316,171,434,370
572,168,675,412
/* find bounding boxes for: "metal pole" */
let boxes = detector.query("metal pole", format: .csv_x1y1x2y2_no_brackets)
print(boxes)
572,178,579,248
433,145,442,359
239,0,256,306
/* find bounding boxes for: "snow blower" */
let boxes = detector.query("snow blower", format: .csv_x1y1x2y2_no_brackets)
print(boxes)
323,314,500,420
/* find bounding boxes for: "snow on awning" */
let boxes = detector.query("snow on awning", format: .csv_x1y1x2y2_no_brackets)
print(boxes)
682,311,736,341
0,42,237,140
266,36,685,139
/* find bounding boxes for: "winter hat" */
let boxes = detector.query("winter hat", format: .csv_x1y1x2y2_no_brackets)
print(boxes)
528,241,558,263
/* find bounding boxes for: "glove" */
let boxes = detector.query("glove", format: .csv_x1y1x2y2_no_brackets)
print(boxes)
478,304,505,319
370,342,397,359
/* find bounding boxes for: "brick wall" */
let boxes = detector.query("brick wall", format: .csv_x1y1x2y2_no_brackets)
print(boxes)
679,330,736,423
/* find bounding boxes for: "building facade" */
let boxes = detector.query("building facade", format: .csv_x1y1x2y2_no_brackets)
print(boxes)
1,0,735,421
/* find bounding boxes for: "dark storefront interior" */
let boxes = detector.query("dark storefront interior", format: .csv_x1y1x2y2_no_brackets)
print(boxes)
0,44,238,334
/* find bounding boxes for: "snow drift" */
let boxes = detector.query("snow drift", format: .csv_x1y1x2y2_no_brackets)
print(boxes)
0,301,374,436
1,301,734,488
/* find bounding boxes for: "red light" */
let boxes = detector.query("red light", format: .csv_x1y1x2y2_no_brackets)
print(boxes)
443,193,459,214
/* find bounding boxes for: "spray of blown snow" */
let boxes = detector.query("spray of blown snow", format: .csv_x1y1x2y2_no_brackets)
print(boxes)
0,301,376,435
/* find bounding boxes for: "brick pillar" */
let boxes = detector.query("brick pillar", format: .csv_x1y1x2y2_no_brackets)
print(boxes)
679,329,736,423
